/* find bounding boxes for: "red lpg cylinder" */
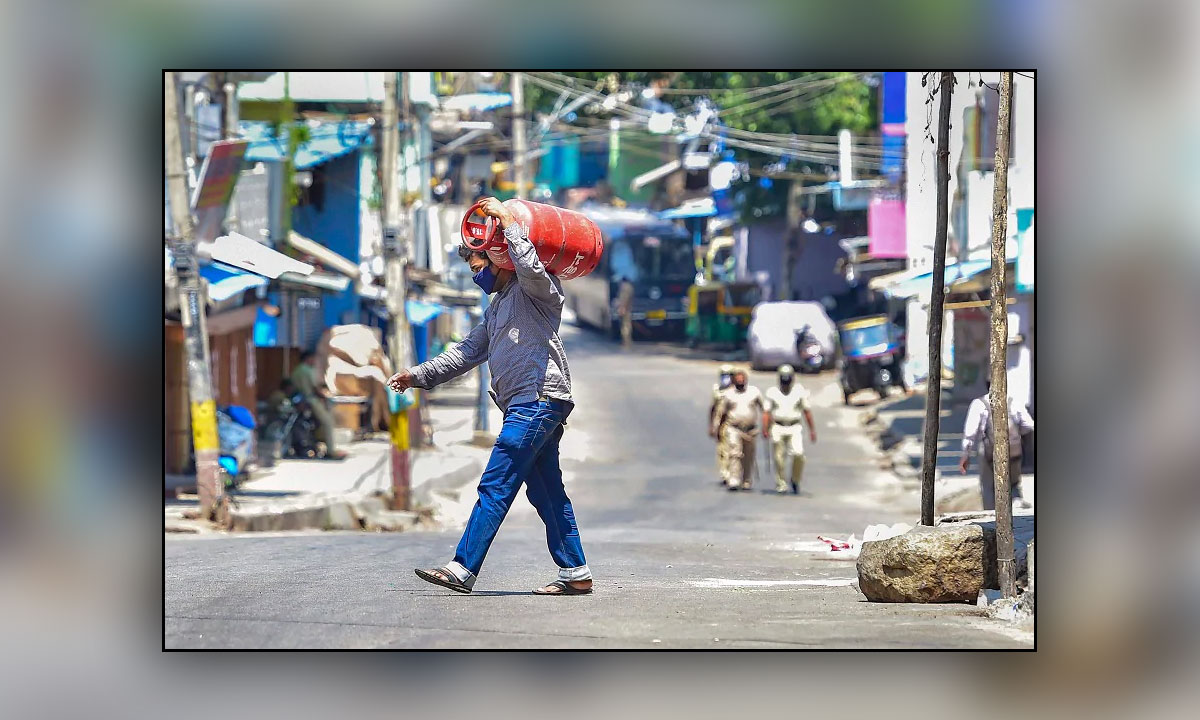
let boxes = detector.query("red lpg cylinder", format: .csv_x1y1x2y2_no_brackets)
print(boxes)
460,199,604,281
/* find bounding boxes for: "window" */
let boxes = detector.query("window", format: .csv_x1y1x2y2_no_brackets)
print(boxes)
725,285,761,308
609,232,694,281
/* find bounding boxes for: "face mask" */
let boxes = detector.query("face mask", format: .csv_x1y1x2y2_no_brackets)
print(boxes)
472,265,497,294
720,374,731,387
781,380,793,392
734,381,746,391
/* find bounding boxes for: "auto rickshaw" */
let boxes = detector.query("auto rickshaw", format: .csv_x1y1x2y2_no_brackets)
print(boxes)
685,281,761,349
837,314,908,404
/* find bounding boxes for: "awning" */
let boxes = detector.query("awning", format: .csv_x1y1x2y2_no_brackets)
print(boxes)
286,231,360,279
237,72,387,103
240,121,374,169
659,197,717,220
440,92,512,113
872,259,992,300
406,299,446,327
198,262,269,302
276,270,352,293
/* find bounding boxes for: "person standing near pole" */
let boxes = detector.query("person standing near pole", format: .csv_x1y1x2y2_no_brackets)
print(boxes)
616,276,635,349
764,365,818,495
290,351,347,461
960,384,1034,511
389,197,591,596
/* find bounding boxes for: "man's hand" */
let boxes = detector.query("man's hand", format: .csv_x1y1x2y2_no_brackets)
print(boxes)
809,429,817,444
478,197,516,229
387,370,415,393
959,455,969,474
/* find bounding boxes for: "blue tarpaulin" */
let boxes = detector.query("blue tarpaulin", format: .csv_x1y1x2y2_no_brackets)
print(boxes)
406,299,445,327
659,198,717,220
880,259,992,300
240,121,374,169
440,92,512,113
199,262,269,302
406,300,447,366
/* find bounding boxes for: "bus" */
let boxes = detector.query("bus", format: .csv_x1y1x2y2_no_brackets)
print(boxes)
567,206,696,341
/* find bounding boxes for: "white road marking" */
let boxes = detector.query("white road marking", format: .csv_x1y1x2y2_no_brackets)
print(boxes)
689,577,858,589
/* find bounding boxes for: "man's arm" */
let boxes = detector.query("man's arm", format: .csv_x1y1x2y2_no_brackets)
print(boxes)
804,409,817,443
1013,402,1035,434
960,399,985,472
711,397,729,437
407,320,490,390
800,391,816,443
479,197,563,308
503,222,564,308
761,391,773,438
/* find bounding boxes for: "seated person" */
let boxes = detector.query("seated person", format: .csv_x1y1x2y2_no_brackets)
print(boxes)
289,351,348,460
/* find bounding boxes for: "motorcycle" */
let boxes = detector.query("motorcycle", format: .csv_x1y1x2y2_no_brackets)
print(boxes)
260,392,326,461
794,324,825,373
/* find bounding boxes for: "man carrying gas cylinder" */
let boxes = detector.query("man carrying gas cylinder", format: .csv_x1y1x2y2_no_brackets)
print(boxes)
764,364,817,495
389,197,592,597
708,364,735,485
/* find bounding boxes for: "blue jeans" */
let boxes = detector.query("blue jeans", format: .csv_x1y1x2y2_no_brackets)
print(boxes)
453,399,587,577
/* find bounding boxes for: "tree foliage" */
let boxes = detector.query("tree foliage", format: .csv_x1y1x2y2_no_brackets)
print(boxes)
522,72,875,140
520,72,877,222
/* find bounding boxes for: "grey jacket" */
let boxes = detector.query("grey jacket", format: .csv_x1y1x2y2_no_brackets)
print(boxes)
410,223,573,412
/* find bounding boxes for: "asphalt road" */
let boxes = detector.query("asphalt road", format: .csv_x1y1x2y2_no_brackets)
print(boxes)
165,322,1031,649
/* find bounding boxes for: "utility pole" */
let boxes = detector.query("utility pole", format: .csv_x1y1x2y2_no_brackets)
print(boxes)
782,179,804,302
511,71,528,199
164,72,224,519
989,72,1016,598
383,71,415,511
223,75,239,140
919,72,955,527
473,291,492,443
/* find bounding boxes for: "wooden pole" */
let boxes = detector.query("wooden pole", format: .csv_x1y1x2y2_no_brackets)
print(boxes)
989,71,1016,598
919,72,954,527
511,72,528,200
164,72,224,518
383,72,413,511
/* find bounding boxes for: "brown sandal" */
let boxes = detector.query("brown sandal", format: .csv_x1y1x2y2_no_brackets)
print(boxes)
533,580,593,596
415,567,474,594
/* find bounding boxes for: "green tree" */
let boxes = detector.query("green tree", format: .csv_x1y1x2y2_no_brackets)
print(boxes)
523,72,875,141
521,72,877,221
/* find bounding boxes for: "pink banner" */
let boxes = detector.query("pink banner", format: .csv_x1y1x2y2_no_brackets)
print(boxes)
868,196,906,259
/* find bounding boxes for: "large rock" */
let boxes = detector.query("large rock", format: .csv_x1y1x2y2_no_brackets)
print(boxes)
937,512,1035,590
856,524,987,603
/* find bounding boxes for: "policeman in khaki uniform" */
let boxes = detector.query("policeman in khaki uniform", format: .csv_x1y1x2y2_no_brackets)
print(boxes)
764,365,817,494
711,368,769,492
708,364,735,484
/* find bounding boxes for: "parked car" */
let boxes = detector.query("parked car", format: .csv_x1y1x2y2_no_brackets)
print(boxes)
747,301,838,371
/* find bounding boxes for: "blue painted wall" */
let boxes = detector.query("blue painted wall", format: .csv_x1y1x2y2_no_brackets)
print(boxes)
291,151,362,329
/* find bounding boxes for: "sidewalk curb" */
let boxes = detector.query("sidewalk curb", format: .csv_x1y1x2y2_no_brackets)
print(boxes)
221,490,419,533
214,452,485,533
412,454,485,507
